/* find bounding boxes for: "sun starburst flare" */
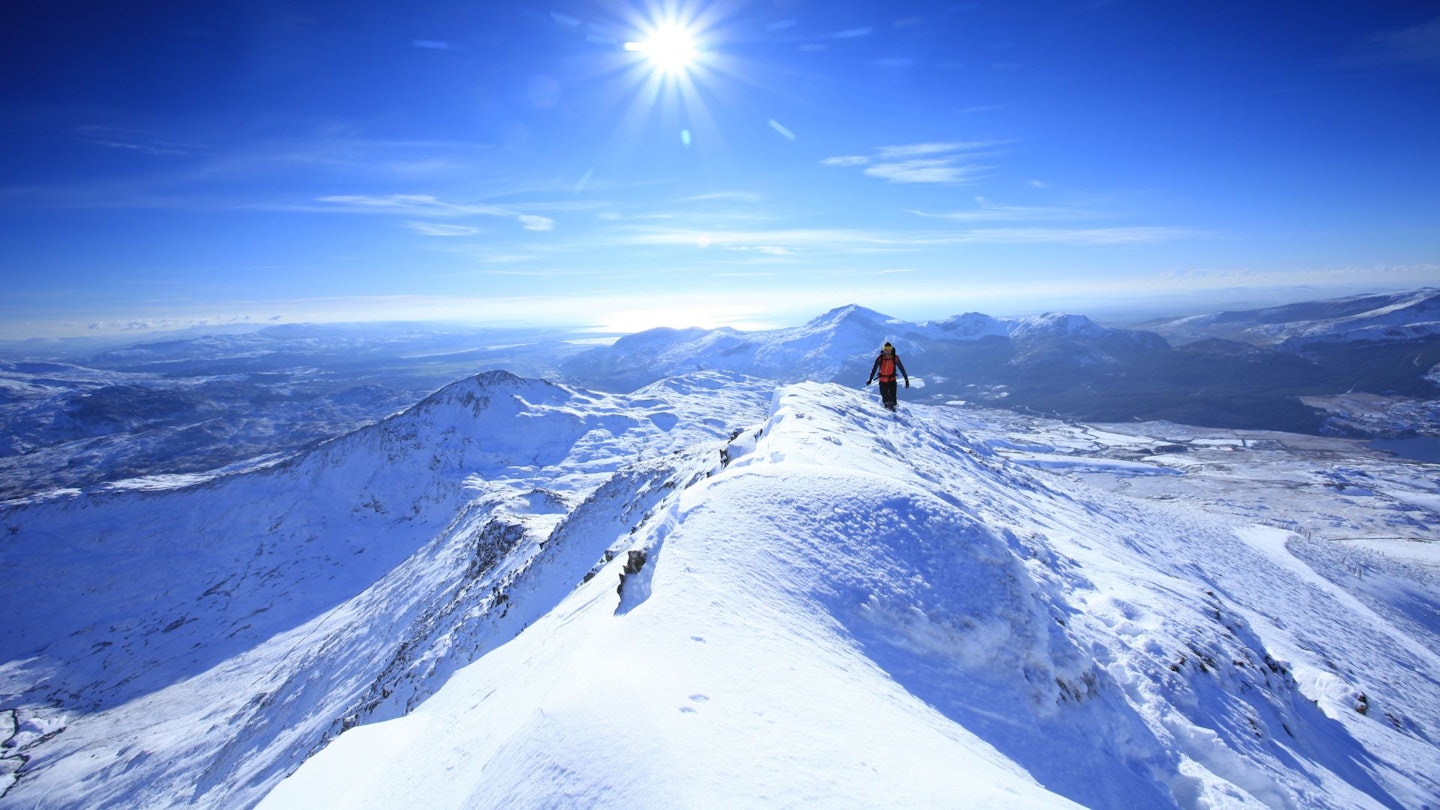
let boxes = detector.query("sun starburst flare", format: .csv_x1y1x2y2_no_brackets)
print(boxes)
626,21,701,75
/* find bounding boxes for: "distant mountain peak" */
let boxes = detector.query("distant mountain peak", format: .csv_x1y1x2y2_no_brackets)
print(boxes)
805,304,897,329
473,369,527,387
415,369,566,415
929,312,1006,337
609,326,714,352
1012,312,1105,338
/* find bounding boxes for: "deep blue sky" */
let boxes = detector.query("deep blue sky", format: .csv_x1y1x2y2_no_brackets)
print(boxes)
3,0,1438,336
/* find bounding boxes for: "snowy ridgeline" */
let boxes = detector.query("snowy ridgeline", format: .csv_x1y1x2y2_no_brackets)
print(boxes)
2,370,1438,808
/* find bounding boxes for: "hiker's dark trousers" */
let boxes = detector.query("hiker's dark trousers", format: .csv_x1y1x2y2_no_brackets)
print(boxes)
879,379,898,407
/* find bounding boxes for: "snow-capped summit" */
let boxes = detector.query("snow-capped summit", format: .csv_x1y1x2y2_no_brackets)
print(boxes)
799,303,898,332
925,311,1009,339
1011,311,1108,339
560,305,910,391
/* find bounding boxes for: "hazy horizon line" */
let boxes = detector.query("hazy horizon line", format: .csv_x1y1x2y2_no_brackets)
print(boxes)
3,281,1434,345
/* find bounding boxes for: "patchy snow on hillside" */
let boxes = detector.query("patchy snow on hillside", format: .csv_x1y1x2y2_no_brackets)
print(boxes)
3,371,1437,809
1301,391,1440,440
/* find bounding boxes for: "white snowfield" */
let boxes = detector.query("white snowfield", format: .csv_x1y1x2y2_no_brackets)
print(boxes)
3,371,1438,808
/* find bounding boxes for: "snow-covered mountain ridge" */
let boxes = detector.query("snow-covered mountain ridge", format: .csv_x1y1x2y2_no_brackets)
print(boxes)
259,380,1439,808
0,370,772,808
1145,287,1440,348
7,369,1436,807
559,304,1132,390
560,296,1440,438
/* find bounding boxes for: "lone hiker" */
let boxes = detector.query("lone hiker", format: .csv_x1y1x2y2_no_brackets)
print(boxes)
865,342,910,411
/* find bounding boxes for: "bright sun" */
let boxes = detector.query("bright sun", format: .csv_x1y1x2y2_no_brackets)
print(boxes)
626,22,700,74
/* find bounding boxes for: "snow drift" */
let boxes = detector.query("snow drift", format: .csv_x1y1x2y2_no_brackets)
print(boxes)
265,383,1437,808
3,372,1437,808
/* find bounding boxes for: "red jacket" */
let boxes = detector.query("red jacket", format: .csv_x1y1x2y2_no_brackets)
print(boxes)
868,351,909,384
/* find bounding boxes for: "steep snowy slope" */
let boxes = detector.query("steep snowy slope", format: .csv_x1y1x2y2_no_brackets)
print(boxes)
262,384,1439,809
0,371,772,808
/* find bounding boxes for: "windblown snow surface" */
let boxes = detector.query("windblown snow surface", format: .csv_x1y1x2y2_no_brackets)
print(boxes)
3,371,1438,808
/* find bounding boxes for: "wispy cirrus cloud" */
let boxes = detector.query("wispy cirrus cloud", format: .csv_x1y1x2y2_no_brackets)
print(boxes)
869,225,1192,246
75,125,204,157
821,141,1000,184
865,158,982,184
681,191,765,204
906,193,1191,244
517,214,555,231
617,225,897,257
315,194,553,234
407,222,482,237
1347,16,1440,71
908,198,1100,223
875,141,993,159
929,226,1194,245
316,194,501,216
617,222,1190,254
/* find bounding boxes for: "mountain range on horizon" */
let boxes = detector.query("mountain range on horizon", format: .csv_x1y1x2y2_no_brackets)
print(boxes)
562,287,1440,434
2,287,1439,502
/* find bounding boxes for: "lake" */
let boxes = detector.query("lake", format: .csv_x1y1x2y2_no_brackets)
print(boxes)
1370,436,1440,463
